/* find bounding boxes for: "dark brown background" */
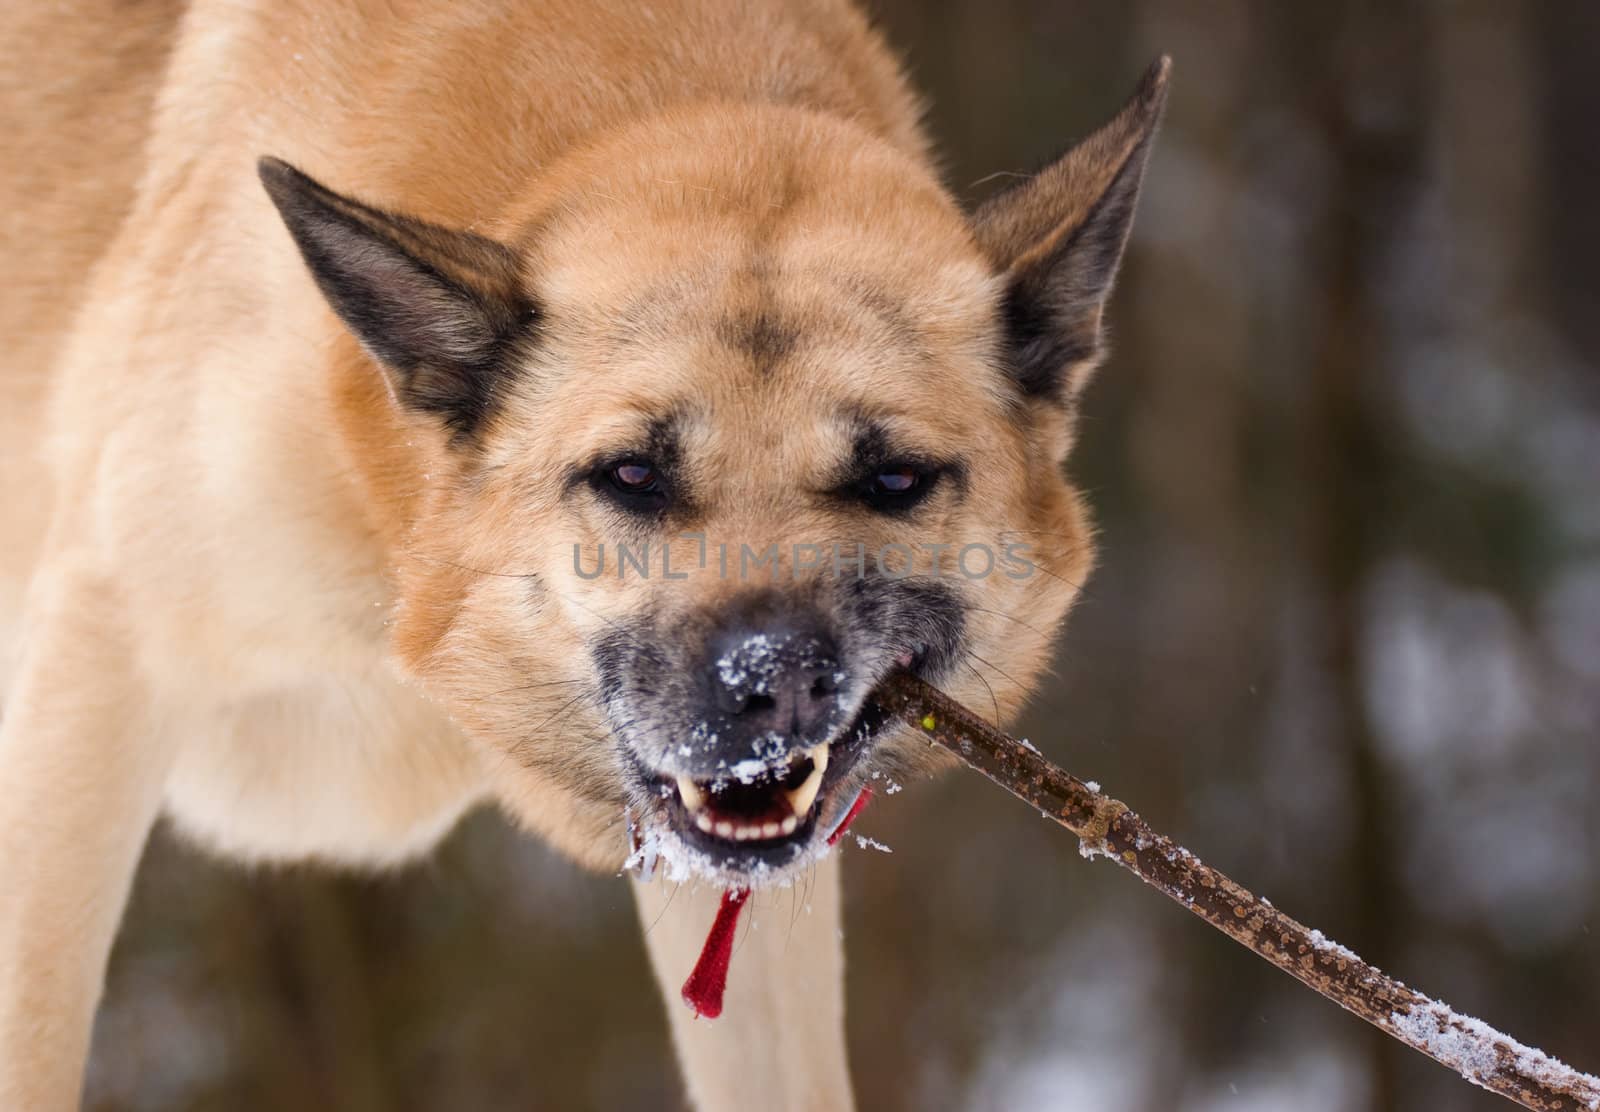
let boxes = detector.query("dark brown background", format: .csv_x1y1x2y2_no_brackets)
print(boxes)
86,2,1600,1109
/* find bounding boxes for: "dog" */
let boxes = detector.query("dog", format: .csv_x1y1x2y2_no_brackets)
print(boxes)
0,1,1166,1106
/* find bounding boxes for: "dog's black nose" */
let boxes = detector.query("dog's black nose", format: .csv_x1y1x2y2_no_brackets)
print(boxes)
707,624,843,746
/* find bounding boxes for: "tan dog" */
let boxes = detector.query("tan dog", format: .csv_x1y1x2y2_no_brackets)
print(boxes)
0,1,1166,1107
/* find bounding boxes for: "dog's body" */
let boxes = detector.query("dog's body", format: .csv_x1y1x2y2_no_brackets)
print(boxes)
0,2,1164,1107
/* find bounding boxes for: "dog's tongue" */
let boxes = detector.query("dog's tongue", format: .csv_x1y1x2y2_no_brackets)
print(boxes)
680,789,873,1019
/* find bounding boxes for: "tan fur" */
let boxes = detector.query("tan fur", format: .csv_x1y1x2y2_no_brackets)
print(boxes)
0,2,1161,1107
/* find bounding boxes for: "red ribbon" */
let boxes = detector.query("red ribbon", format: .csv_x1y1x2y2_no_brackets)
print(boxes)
680,886,749,1019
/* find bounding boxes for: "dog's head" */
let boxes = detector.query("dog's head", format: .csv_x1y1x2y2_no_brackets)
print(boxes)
261,60,1168,884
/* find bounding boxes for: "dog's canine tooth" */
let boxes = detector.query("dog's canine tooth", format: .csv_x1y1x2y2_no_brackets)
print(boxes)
808,742,830,775
676,774,705,812
695,813,714,833
785,763,824,818
780,815,798,835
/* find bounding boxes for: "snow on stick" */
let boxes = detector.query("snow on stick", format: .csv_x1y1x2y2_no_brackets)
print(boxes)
873,671,1600,1112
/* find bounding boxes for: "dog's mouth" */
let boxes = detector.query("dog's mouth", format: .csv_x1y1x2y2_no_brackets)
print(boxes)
629,697,890,879
675,743,826,843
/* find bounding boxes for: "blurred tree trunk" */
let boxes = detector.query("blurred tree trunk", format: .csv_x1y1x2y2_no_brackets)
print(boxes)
1287,2,1429,1108
1537,4,1600,389
1120,2,1273,1102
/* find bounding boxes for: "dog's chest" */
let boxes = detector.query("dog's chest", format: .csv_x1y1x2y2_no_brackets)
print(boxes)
161,663,490,865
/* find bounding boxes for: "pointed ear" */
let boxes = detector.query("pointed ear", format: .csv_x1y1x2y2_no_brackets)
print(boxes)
974,56,1170,401
258,157,534,439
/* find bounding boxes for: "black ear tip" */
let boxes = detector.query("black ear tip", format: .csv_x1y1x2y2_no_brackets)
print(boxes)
257,156,290,199
257,155,289,183
1137,55,1173,110
257,156,315,208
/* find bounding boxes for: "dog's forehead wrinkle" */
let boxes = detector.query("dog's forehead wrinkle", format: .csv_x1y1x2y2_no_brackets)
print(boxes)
554,210,986,374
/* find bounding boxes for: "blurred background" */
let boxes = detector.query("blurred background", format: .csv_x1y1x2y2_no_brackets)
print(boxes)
85,2,1600,1109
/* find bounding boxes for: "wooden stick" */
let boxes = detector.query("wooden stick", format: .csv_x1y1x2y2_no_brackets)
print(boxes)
873,671,1600,1112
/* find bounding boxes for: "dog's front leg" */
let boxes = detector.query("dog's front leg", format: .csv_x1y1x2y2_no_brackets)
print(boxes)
0,571,172,1111
634,855,854,1111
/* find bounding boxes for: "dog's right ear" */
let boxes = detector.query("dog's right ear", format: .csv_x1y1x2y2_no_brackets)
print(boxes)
258,157,533,440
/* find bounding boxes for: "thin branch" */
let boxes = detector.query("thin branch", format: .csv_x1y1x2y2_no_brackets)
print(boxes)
873,671,1600,1112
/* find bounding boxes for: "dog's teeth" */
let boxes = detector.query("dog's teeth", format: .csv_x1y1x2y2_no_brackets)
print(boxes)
733,826,750,841
807,742,830,775
676,775,705,812
786,764,824,818
715,821,734,839
762,821,782,839
780,815,798,835
696,813,714,833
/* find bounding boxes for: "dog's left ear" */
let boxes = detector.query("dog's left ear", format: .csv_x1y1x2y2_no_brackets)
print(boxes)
974,56,1170,402
258,157,533,440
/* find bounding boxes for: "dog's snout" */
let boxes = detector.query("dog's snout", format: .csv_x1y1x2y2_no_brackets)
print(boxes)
708,625,842,745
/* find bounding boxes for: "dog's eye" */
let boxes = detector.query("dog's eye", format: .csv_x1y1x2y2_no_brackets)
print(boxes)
874,468,920,495
610,462,660,493
594,459,668,513
860,463,937,513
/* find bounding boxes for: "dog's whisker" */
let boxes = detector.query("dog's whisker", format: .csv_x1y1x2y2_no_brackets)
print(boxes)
961,657,1003,730
962,648,1027,696
505,694,596,759
457,677,587,707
